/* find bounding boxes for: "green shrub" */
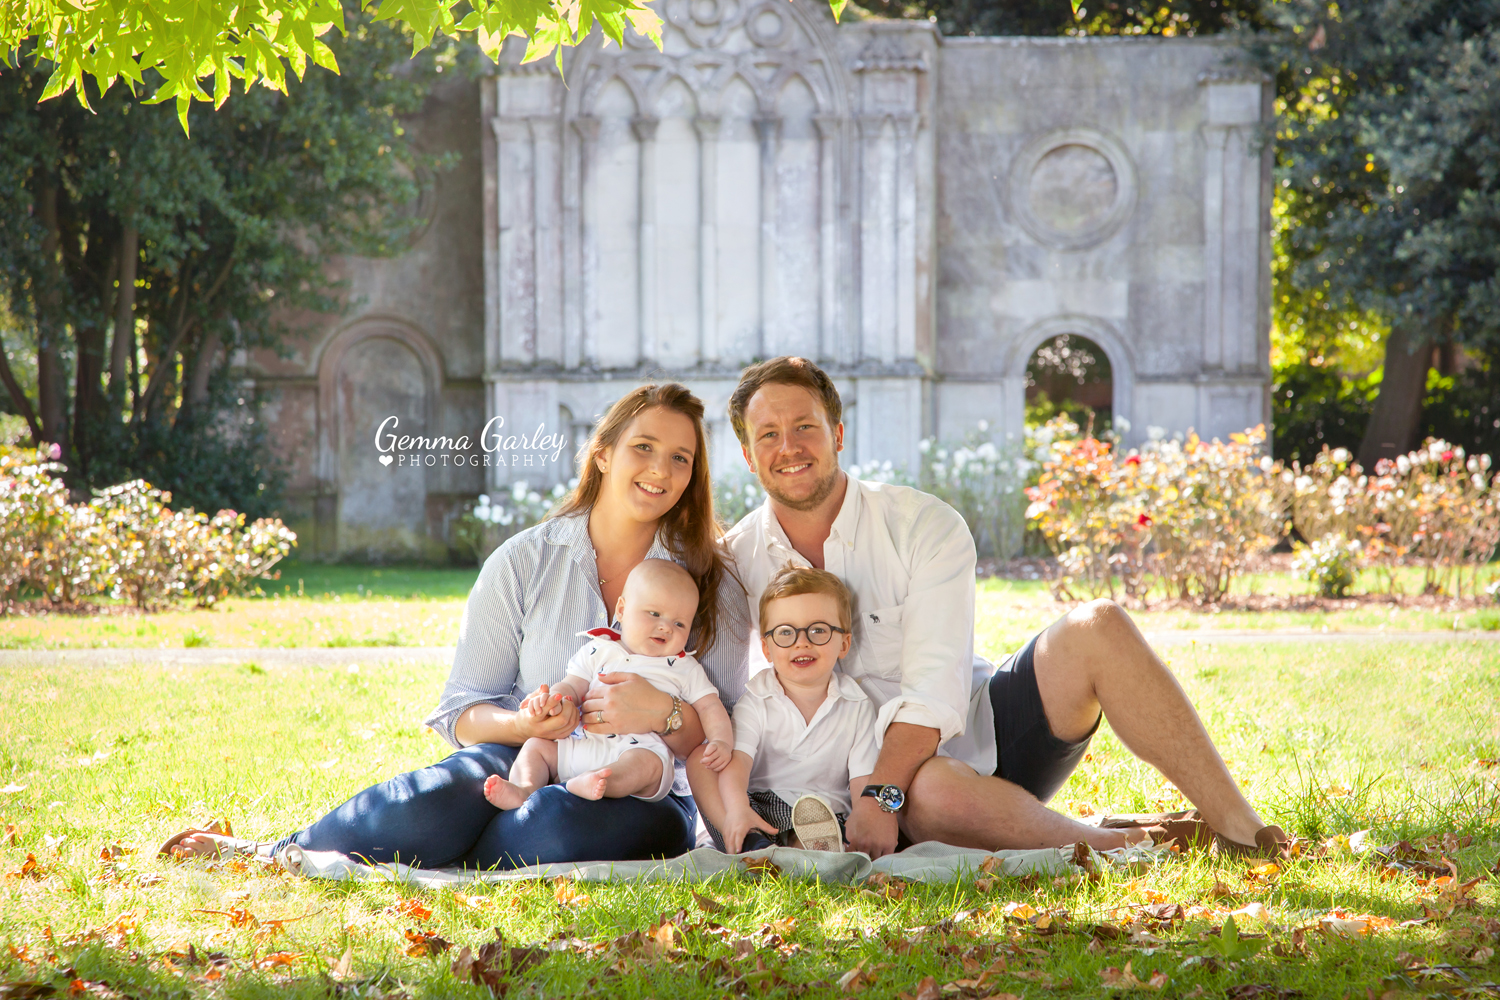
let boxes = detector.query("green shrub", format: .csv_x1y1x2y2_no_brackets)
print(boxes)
1293,535,1361,598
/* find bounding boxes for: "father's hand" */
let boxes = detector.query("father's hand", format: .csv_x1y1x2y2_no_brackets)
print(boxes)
581,672,670,735
845,798,899,859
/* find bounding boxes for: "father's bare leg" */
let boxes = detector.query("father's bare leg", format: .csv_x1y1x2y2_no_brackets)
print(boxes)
903,599,1266,851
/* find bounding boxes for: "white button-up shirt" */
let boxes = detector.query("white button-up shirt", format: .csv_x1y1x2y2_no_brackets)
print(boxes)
724,477,997,774
732,666,881,814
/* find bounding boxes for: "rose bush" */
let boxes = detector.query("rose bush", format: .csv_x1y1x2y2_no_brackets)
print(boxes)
0,445,296,610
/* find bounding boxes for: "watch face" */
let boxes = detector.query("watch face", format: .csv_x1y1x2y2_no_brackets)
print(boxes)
875,785,904,812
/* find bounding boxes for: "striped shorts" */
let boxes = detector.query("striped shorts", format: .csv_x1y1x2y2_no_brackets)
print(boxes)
703,790,849,852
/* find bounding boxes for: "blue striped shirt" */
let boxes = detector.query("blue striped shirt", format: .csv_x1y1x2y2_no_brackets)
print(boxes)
425,513,751,759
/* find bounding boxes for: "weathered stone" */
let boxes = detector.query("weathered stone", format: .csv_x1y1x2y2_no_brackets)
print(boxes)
250,15,1271,559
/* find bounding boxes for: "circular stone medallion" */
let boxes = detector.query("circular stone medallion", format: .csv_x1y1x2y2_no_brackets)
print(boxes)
1009,128,1137,251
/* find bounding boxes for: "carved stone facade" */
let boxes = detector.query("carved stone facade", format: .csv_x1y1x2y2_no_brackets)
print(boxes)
252,17,1272,560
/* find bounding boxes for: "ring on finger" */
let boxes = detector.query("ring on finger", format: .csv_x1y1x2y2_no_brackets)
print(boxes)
595,711,604,724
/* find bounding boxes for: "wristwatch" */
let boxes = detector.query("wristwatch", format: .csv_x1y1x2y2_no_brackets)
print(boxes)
658,695,683,736
860,784,906,814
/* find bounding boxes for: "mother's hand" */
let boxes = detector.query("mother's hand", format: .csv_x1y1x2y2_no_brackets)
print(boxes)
579,672,670,736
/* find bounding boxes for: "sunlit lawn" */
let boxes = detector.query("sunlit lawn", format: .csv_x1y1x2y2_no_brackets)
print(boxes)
3,560,1497,651
1,641,1498,999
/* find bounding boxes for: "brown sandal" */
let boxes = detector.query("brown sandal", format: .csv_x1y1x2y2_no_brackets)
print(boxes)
157,818,263,859
1211,825,1292,860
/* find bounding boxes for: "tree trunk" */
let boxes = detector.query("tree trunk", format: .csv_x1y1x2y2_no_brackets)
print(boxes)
109,223,139,394
176,324,222,429
1357,323,1433,468
34,177,69,457
0,349,42,444
72,209,117,478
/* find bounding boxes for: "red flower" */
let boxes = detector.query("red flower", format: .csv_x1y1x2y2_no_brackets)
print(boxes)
1137,513,1153,527
1125,455,1141,467
1441,450,1455,462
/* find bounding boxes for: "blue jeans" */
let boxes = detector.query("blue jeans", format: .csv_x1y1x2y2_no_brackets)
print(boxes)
272,743,697,869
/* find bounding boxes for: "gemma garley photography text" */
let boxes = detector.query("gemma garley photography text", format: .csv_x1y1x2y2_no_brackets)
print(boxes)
374,416,569,468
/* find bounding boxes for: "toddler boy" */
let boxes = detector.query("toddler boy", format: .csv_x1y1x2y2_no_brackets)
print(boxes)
688,565,878,853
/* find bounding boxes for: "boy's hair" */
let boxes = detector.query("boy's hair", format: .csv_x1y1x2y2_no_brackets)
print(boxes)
728,356,843,448
757,564,853,632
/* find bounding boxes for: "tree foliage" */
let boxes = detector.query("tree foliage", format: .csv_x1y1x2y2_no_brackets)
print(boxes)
0,12,447,518
1,0,664,133
856,0,1261,38
1249,0,1500,465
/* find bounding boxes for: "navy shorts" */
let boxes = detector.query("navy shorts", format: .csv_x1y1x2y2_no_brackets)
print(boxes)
988,632,1099,803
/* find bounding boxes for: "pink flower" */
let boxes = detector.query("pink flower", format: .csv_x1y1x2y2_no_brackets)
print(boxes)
47,443,61,460
1125,455,1141,468
1441,450,1455,462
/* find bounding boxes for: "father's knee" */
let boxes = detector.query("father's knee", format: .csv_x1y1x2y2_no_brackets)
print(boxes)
1055,598,1139,649
905,757,980,825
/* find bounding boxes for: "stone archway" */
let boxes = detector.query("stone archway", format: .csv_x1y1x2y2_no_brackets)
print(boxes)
316,318,445,560
1003,315,1135,443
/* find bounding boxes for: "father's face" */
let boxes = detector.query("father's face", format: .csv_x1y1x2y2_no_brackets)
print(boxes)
741,382,845,512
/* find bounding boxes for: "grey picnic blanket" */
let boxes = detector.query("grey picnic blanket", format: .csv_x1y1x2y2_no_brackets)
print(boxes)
273,839,1168,888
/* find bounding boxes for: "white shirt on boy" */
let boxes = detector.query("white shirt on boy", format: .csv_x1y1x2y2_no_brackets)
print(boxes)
725,477,998,775
732,666,881,815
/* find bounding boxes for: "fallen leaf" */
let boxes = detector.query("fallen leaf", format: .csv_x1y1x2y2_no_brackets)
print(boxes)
0,982,55,999
5,855,48,881
402,928,451,958
692,890,728,914
552,878,590,907
329,945,353,980
1226,987,1303,1000
452,892,490,911
0,784,26,794
1099,961,1167,991
740,856,782,877
451,930,548,996
387,898,432,922
251,952,301,969
898,976,941,1000
4,824,18,847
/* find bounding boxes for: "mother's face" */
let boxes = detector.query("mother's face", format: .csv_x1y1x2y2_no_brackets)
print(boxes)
594,406,698,524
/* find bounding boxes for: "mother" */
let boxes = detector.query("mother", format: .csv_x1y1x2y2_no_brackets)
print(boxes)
166,383,748,868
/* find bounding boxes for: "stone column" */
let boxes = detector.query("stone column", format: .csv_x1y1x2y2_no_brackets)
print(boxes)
633,115,659,365
694,116,721,364
492,115,536,364
529,116,564,365
754,114,780,359
894,111,917,362
857,113,894,365
1201,78,1266,375
813,113,841,364
571,115,600,368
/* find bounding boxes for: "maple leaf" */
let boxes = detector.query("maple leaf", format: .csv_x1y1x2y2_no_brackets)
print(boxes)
387,898,432,922
451,929,548,996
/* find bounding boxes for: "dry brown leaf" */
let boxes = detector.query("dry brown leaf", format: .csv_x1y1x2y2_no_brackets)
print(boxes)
5,854,48,881
1099,960,1167,991
251,951,301,970
691,890,728,914
329,945,353,980
897,975,941,1000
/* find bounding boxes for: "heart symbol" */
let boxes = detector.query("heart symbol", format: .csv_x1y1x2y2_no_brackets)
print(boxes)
379,454,393,466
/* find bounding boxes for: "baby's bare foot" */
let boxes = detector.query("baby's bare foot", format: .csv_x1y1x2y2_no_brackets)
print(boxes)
564,768,612,800
483,774,529,810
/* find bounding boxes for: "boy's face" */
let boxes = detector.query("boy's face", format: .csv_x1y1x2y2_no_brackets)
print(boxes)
614,574,697,656
760,592,851,687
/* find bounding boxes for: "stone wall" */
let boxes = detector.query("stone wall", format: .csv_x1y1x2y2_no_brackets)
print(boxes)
250,9,1272,560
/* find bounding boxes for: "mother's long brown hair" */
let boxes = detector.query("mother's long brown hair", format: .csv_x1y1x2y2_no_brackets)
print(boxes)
550,383,738,655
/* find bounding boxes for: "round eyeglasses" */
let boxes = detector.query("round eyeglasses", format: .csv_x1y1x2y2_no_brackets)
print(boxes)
762,622,848,647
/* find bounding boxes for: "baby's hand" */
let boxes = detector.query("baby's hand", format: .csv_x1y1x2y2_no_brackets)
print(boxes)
700,738,733,772
521,684,562,717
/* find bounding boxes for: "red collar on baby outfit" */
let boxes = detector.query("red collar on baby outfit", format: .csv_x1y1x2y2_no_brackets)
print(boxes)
582,626,622,641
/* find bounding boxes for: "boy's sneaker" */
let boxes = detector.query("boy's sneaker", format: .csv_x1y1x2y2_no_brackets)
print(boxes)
791,794,843,853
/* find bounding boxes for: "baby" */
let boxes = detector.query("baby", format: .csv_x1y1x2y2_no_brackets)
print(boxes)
687,565,879,853
483,558,735,807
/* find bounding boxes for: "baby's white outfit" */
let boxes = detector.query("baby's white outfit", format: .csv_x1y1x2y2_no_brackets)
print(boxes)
556,627,719,802
732,666,881,815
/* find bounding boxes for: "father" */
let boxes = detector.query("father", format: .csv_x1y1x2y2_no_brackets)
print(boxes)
723,357,1289,859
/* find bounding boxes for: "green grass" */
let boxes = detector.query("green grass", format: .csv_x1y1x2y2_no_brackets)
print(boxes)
2,642,1497,999
5,563,1499,652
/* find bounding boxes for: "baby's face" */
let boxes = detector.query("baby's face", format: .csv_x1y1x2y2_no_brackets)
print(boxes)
615,575,697,656
761,592,851,687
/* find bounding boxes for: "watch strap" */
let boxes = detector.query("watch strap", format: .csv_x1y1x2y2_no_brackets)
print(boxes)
659,695,683,735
